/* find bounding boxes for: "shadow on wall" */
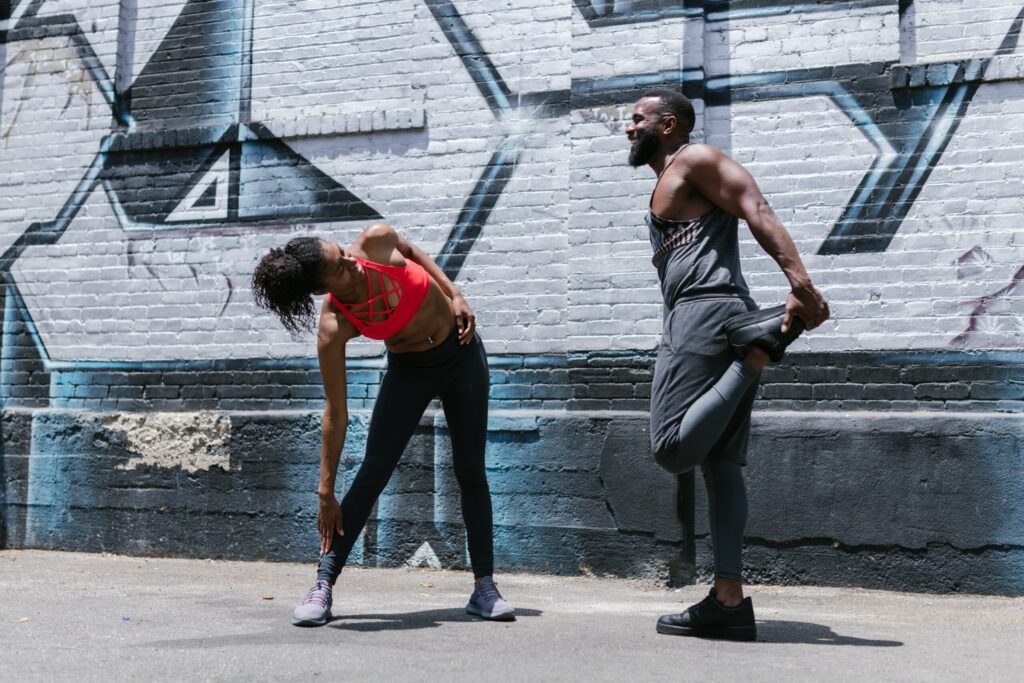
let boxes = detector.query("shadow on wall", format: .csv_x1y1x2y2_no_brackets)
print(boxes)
737,411,1024,596
0,409,32,550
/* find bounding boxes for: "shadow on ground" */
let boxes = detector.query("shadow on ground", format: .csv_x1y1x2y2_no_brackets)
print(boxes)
756,620,903,647
328,607,543,632
139,607,544,649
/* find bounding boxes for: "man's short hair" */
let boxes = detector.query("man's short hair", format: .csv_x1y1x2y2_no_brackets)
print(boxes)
640,88,695,136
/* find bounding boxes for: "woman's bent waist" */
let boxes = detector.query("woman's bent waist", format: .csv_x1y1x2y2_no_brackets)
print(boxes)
386,327,480,368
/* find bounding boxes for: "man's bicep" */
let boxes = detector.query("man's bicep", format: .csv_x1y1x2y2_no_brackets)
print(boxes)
689,151,766,221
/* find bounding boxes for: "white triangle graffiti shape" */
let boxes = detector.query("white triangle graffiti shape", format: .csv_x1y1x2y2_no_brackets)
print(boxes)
166,150,230,222
406,541,441,569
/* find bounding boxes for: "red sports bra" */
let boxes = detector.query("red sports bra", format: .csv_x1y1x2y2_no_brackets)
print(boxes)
328,256,431,340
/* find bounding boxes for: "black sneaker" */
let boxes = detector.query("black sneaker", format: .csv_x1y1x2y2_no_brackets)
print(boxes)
656,589,757,641
723,304,804,362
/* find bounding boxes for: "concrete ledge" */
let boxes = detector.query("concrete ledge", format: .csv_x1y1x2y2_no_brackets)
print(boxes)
2,408,1021,594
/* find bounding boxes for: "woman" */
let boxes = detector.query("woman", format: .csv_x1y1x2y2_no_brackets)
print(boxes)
251,223,514,626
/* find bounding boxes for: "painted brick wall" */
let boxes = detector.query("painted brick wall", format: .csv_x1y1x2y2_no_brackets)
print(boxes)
911,0,1024,62
1,1,1022,594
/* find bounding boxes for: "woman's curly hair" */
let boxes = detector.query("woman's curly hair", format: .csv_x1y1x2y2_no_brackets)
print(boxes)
251,236,325,337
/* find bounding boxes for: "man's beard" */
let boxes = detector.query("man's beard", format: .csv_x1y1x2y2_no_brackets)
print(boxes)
628,129,660,167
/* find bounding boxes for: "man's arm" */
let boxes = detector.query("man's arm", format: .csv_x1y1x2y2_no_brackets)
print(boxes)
682,145,830,331
315,310,356,554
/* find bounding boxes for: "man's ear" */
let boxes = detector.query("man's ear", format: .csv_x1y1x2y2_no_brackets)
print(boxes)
660,114,678,137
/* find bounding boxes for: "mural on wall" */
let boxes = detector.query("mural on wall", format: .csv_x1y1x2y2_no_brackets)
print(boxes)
104,0,381,230
2,0,1023,592
1,0,1021,366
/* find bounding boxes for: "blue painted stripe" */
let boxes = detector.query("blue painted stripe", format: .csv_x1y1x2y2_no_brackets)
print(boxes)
38,349,1024,378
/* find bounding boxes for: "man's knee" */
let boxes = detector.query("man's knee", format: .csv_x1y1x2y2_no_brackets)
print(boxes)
652,417,705,474
652,441,697,475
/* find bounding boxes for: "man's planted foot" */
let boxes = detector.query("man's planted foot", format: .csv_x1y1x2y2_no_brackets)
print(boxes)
466,577,516,622
724,304,805,362
656,588,756,641
292,580,332,627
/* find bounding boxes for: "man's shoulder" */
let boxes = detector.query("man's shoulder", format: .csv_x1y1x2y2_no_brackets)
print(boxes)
677,143,723,166
670,144,731,184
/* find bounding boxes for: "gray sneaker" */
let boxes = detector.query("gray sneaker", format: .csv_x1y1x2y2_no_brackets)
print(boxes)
292,580,332,627
466,577,516,621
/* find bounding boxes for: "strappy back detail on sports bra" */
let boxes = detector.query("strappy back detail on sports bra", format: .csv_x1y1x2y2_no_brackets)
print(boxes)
328,256,431,340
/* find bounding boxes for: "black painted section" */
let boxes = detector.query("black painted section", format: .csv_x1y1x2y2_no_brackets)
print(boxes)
1,0,10,44
102,124,381,226
436,142,520,280
126,0,244,128
707,0,897,15
571,69,705,109
0,283,49,408
573,0,897,27
574,0,702,27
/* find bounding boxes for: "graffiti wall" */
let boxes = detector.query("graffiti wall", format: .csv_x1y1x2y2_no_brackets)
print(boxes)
1,1,1022,593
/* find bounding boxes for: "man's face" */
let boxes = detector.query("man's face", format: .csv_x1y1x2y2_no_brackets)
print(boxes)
626,99,664,167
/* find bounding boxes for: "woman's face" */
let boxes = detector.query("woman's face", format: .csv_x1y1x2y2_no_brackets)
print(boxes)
317,240,363,295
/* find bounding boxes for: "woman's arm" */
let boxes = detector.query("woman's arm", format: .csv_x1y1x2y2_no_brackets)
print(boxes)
315,309,356,554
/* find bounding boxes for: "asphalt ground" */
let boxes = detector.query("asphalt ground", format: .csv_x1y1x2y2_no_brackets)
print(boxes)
1,550,1022,682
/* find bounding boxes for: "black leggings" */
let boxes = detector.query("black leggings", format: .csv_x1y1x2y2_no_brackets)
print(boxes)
317,330,493,583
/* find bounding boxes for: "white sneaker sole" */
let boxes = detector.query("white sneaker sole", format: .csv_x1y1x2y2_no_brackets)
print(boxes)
291,612,331,627
466,602,516,622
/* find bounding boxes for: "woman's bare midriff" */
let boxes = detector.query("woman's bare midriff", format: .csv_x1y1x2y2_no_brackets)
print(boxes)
380,279,456,354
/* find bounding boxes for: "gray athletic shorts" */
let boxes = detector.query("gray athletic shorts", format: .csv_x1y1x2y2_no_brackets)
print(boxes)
650,297,759,466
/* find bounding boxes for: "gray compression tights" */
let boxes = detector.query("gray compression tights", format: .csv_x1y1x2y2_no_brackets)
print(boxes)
654,360,758,582
700,459,748,581
653,360,758,474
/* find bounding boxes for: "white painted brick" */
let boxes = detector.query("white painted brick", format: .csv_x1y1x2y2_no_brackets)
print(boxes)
1,0,1022,361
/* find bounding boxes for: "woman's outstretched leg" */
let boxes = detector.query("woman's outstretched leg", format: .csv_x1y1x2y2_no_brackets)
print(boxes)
439,336,493,579
316,366,433,583
440,334,514,621
292,365,432,627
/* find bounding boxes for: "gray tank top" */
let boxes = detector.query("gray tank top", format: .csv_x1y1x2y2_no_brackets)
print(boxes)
644,145,752,308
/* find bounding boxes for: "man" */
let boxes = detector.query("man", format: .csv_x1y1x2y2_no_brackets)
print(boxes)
625,88,830,641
